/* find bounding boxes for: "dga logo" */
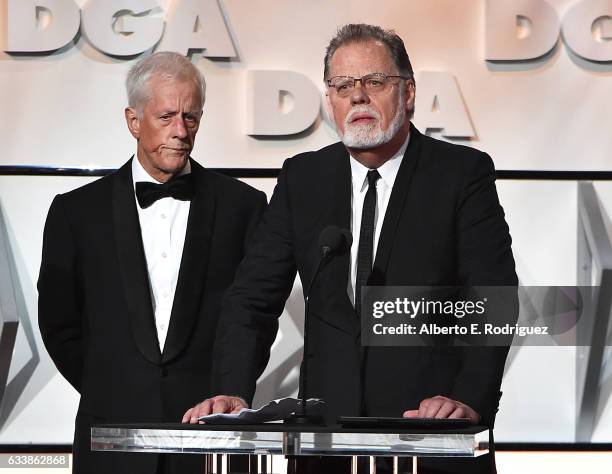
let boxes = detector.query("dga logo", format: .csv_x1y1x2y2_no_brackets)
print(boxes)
3,1,611,138
486,0,612,62
4,0,236,57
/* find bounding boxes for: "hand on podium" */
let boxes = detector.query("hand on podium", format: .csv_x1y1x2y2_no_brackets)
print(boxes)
403,395,480,424
182,395,248,424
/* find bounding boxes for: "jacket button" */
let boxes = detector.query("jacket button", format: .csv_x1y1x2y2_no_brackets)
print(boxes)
161,367,168,377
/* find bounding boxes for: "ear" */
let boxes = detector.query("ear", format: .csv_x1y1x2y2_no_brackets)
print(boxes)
404,80,416,114
125,107,141,139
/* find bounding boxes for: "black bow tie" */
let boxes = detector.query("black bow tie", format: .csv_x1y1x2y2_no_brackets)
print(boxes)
135,174,195,209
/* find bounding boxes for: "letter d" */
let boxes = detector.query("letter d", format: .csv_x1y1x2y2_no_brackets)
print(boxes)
246,70,320,136
485,0,560,60
6,0,80,52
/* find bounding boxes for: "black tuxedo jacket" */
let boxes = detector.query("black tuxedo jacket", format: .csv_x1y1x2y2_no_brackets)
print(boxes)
214,126,517,473
38,158,266,474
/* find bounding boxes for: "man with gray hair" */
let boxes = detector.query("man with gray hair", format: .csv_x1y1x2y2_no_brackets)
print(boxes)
38,51,266,473
186,24,516,474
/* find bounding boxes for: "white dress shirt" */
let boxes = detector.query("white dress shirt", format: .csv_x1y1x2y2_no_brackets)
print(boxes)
132,157,191,350
348,133,410,305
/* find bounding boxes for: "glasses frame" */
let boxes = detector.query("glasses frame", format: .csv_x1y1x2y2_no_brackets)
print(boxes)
326,72,412,96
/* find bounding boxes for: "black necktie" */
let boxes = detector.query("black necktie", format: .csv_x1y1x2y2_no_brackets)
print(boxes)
355,169,380,317
135,174,195,209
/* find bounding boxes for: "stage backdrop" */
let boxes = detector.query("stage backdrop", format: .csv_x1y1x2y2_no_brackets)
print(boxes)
1,0,612,444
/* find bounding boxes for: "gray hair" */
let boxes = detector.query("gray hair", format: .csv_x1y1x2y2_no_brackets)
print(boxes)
323,24,414,83
126,51,206,116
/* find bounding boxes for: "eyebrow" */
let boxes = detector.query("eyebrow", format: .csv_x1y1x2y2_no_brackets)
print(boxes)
159,109,201,116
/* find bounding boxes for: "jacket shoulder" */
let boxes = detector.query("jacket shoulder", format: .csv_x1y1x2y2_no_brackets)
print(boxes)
54,172,114,208
286,141,346,163
281,141,346,173
420,134,494,172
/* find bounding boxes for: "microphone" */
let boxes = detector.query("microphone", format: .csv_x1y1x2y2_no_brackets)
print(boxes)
319,225,352,259
285,226,352,426
304,226,351,307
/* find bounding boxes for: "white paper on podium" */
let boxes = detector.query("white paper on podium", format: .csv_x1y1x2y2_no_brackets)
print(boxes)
198,397,325,424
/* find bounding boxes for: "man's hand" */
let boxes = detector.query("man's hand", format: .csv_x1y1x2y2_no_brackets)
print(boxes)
403,395,480,424
181,395,248,424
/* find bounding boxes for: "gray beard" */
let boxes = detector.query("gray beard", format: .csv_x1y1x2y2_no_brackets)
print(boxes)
339,96,406,150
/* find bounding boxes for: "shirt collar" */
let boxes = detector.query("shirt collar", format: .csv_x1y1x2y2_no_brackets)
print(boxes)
349,131,410,192
131,154,191,187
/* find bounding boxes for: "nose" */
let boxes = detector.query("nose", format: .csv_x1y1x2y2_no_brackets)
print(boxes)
350,81,370,105
172,116,188,139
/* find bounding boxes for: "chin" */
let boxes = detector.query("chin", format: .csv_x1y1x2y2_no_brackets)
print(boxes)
160,154,189,173
341,127,387,149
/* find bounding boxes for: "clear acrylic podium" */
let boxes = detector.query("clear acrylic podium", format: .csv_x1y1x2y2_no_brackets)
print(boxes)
91,423,489,473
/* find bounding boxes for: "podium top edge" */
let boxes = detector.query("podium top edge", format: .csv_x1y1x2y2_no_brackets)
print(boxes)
92,423,489,435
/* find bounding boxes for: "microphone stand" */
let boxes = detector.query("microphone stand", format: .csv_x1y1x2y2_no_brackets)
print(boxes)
283,246,331,426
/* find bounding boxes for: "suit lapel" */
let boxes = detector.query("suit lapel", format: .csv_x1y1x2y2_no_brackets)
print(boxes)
319,145,361,336
371,125,423,284
113,158,161,365
162,161,215,363
330,144,352,293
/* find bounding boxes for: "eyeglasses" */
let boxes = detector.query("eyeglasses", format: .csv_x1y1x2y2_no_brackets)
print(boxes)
326,73,411,97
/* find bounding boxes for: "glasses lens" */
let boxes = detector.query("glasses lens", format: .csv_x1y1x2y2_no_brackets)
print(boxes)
363,74,388,92
330,77,354,95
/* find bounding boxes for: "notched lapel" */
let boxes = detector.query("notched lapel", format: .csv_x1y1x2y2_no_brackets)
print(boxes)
162,162,215,363
327,146,360,334
371,125,423,284
112,159,161,365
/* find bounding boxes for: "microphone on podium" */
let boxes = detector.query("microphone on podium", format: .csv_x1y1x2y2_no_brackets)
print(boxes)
285,226,352,426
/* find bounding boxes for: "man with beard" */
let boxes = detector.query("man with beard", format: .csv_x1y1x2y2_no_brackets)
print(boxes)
184,24,517,474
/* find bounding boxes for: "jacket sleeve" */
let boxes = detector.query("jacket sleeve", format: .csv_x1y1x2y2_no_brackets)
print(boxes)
449,152,519,427
37,195,83,392
213,163,297,404
242,189,268,254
